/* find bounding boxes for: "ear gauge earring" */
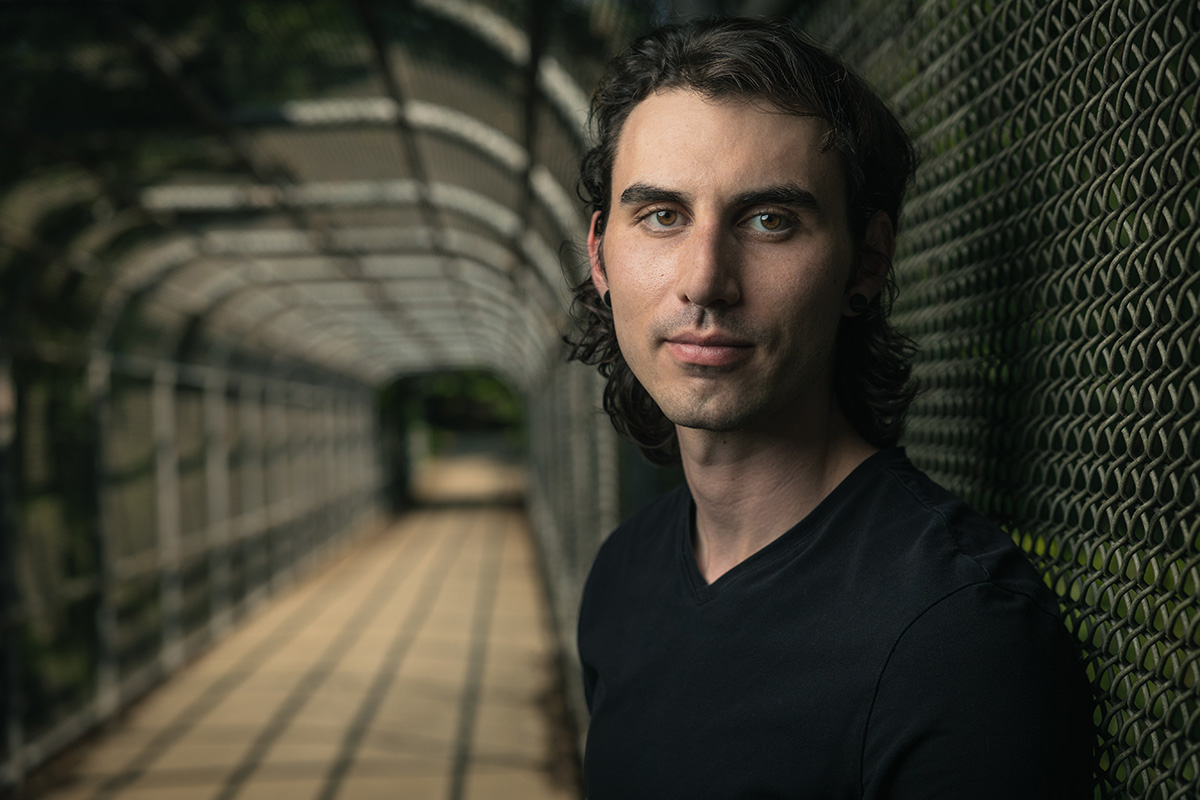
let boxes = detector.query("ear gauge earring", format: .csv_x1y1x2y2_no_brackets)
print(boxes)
603,291,612,309
849,293,870,315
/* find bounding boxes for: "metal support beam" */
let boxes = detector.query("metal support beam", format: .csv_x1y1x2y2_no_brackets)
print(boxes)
204,371,232,637
516,0,548,223
87,353,120,721
238,381,267,612
0,358,22,790
568,367,589,583
152,365,184,673
265,384,292,593
102,4,449,370
593,369,621,547
317,390,338,553
355,0,476,365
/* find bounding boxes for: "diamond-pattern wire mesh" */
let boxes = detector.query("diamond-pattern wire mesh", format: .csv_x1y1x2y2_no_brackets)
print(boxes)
800,1,1198,796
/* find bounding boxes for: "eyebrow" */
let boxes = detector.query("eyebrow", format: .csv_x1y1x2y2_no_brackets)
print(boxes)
618,181,821,212
735,183,821,212
619,183,688,207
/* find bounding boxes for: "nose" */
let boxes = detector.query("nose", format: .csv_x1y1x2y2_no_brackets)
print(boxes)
677,221,741,308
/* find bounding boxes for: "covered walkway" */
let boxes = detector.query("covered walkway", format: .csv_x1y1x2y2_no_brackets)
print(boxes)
3,2,1198,799
23,454,579,800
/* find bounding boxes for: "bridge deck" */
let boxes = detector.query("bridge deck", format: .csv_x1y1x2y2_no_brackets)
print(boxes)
29,453,581,800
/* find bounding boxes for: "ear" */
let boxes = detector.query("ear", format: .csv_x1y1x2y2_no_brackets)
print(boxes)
843,211,895,316
588,210,609,295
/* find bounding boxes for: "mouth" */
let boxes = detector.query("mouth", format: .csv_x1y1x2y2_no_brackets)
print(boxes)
664,333,753,368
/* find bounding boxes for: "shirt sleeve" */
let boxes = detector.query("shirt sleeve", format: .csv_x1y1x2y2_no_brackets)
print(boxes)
860,582,1094,799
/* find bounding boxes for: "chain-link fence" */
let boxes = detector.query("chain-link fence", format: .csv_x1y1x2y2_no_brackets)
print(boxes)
798,2,1198,796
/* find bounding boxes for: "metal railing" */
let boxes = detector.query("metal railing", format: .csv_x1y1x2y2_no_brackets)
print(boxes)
0,351,385,788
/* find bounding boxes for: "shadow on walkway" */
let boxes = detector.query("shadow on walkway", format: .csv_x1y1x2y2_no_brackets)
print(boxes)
21,454,582,800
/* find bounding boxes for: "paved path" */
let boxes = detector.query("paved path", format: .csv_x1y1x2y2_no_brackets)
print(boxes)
29,454,581,800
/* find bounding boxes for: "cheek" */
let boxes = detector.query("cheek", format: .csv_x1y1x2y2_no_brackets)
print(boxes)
606,242,675,298
610,294,653,352
803,248,855,305
760,265,843,312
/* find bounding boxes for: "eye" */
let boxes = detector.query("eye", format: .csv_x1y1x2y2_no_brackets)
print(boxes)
636,207,687,232
747,212,792,233
651,209,681,227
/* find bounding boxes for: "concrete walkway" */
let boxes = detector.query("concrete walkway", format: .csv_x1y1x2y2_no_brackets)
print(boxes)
28,454,581,800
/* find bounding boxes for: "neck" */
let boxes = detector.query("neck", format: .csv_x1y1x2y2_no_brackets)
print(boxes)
679,405,877,584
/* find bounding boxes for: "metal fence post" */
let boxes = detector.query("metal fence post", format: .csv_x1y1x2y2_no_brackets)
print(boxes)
295,384,315,561
340,390,355,524
87,354,119,720
204,370,231,637
593,369,620,549
0,359,22,789
266,382,290,589
152,365,183,672
318,388,337,551
239,378,267,612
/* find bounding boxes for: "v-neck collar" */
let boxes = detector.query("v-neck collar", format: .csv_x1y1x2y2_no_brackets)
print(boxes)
677,448,905,604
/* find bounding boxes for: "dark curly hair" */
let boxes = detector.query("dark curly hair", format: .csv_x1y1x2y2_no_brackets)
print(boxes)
566,17,919,466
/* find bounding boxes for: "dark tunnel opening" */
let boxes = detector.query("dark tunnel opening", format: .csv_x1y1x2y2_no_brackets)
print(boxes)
379,369,526,512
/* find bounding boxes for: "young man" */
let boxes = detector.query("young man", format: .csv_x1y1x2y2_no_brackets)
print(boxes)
567,17,1093,799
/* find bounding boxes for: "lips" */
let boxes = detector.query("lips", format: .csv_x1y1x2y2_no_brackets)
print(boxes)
665,333,753,367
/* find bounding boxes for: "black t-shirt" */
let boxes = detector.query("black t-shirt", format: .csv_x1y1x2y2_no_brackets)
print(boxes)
578,449,1093,799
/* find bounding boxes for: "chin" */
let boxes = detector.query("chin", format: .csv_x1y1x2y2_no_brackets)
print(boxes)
663,403,760,434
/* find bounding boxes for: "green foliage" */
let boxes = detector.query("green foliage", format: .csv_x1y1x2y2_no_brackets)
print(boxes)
410,370,524,433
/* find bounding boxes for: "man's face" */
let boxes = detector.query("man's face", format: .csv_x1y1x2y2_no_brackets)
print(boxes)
590,89,865,438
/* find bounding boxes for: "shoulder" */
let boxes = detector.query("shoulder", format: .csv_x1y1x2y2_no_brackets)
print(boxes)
861,580,1093,797
587,483,690,576
858,452,1073,678
848,450,1061,619
878,581,1077,697
580,484,689,605
853,453,1093,797
577,483,690,701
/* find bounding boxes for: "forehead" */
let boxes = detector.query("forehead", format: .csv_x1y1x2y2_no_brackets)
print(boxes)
611,89,845,205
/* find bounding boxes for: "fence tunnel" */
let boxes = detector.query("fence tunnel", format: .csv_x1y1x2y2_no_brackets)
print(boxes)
2,1,1198,798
